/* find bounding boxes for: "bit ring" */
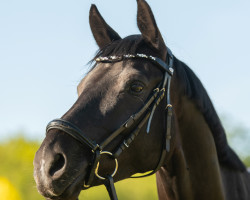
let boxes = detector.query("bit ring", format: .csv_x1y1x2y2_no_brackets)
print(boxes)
95,151,118,180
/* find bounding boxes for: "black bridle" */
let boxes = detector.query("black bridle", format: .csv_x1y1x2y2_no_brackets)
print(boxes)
46,48,174,200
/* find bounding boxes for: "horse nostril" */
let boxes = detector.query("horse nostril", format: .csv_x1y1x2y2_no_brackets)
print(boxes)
49,153,65,177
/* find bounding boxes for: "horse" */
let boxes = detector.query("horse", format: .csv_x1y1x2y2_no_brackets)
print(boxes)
33,0,250,199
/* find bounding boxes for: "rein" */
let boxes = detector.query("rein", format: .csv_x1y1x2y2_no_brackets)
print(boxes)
46,48,174,200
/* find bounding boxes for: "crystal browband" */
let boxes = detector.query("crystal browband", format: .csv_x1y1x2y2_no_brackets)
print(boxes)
95,53,174,76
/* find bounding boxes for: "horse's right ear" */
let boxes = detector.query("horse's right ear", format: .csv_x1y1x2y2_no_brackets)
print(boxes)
89,5,121,49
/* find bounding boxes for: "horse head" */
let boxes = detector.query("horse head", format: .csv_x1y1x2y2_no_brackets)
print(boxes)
34,1,175,199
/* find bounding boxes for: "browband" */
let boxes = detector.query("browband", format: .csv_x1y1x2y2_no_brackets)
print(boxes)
95,53,174,76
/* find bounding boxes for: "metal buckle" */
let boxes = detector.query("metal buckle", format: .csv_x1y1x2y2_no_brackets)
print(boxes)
83,182,90,188
153,88,160,92
123,140,129,148
95,151,118,180
166,104,172,109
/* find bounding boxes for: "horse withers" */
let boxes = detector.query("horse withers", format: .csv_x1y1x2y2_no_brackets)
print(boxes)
33,0,250,199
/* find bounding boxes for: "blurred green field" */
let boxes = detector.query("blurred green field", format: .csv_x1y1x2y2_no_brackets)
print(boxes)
0,136,158,200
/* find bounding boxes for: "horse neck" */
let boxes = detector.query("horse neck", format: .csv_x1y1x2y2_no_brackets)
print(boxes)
156,62,225,200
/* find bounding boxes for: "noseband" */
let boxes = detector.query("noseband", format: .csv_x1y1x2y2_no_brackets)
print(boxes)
46,48,174,200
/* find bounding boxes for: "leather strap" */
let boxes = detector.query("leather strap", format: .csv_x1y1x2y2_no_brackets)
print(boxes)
99,87,160,150
104,175,118,200
130,49,174,178
114,112,151,158
85,149,101,187
46,119,99,150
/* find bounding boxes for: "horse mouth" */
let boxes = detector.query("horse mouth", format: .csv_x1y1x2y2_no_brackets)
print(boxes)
44,174,86,200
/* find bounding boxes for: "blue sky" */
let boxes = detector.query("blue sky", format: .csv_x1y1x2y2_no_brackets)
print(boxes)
0,0,249,140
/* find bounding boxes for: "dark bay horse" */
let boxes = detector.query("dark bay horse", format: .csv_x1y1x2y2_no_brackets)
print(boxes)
33,0,250,199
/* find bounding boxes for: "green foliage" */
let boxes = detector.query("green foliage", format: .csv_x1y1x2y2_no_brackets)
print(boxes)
243,156,250,167
221,115,250,164
0,136,44,200
80,175,158,200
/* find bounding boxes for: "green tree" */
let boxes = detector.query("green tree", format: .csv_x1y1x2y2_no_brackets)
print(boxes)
0,136,44,200
221,115,250,167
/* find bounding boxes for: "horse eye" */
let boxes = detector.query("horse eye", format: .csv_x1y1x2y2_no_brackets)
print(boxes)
130,83,144,93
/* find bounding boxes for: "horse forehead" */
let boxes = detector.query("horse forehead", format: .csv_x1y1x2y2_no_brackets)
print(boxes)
77,61,149,95
90,61,148,80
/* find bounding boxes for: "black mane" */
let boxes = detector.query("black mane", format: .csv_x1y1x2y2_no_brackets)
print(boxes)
91,35,246,171
174,57,246,171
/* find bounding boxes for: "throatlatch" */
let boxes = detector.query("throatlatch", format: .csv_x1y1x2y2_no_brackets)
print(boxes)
46,47,174,199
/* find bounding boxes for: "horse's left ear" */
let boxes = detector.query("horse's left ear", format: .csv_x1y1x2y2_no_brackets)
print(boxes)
89,4,121,49
137,0,167,58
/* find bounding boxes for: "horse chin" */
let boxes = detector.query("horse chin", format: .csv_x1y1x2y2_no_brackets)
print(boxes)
41,174,85,200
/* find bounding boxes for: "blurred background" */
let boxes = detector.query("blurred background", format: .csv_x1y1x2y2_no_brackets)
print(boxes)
0,0,249,199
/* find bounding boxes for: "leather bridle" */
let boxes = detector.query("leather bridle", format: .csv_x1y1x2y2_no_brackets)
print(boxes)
46,48,174,200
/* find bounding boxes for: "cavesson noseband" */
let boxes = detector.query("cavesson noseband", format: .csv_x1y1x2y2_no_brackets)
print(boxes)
46,48,174,200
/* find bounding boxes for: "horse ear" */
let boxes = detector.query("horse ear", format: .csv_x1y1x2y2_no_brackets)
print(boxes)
137,0,167,57
89,4,121,49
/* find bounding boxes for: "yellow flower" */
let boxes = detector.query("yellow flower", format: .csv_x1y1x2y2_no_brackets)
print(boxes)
0,177,21,200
